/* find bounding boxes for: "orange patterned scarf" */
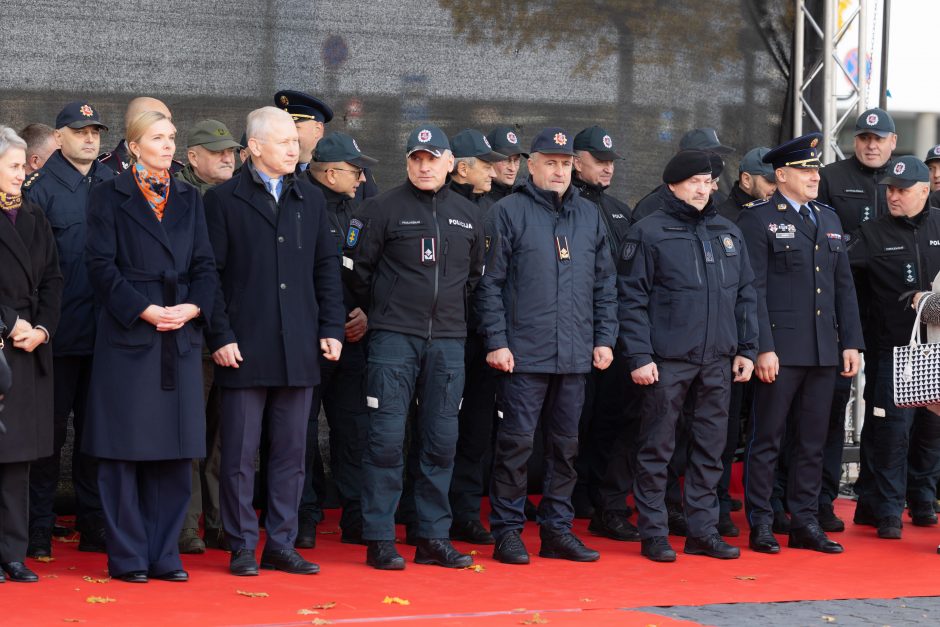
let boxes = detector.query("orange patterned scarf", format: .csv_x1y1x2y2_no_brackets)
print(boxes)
133,164,170,221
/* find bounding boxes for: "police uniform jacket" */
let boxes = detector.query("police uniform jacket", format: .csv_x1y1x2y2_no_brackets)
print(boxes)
475,178,618,374
450,179,494,217
572,177,632,255
486,180,517,203
848,203,940,353
350,180,485,340
204,164,346,388
23,150,116,356
737,191,864,367
631,185,665,221
618,190,758,372
309,177,361,314
817,155,888,236
717,181,758,223
0,200,62,462
83,171,217,460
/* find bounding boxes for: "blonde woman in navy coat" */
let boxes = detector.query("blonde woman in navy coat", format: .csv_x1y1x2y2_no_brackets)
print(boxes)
84,111,217,583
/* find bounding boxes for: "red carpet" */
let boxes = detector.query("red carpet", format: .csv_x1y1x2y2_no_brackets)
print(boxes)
2,498,940,626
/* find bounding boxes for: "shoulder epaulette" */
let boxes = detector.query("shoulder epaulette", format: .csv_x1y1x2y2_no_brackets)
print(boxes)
742,198,770,209
97,152,112,162
811,199,836,212
22,171,42,189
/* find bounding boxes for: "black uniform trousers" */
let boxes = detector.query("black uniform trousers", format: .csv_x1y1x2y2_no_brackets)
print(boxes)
360,331,464,541
0,462,30,562
220,386,313,552
98,458,190,576
299,340,370,533
29,355,102,533
820,375,852,507
489,372,585,539
449,332,498,523
634,360,730,539
745,366,836,529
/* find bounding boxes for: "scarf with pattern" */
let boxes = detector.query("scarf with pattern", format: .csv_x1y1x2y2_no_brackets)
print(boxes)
0,191,23,224
133,164,170,221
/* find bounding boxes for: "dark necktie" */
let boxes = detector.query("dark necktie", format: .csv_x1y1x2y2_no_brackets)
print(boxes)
799,204,817,238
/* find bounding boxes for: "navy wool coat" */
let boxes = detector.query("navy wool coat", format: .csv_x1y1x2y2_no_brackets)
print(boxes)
83,172,217,461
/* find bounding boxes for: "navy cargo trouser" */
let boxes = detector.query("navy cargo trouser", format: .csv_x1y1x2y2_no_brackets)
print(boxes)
489,372,586,539
360,330,464,541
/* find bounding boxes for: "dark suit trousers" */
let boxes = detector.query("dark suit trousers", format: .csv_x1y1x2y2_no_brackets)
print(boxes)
0,462,30,562
745,366,836,529
98,458,190,576
220,386,312,552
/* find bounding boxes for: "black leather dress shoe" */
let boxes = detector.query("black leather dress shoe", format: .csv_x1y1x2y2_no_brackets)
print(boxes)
641,536,676,562
788,523,843,553
150,569,189,582
539,530,600,562
230,549,259,576
588,510,640,542
493,530,529,565
2,562,39,582
112,570,148,584
748,524,780,554
877,516,903,539
450,520,495,545
414,538,473,568
295,514,317,549
684,533,740,559
260,548,319,574
366,540,406,570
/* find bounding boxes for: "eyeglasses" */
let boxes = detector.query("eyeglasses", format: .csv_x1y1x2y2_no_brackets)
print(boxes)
330,167,363,177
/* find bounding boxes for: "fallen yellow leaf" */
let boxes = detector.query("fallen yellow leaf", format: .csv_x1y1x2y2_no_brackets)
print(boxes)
580,598,596,603
822,617,836,623
45,574,59,579
734,576,758,581
312,601,337,609
465,564,486,573
236,590,269,598
62,620,85,623
297,609,319,615
470,550,480,555
67,566,77,571
82,576,111,584
521,613,549,625
58,536,80,543
311,619,333,625
35,556,55,563
382,596,410,605
86,596,115,604
318,530,338,535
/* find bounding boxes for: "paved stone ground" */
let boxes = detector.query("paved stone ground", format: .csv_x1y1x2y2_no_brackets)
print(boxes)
640,596,940,626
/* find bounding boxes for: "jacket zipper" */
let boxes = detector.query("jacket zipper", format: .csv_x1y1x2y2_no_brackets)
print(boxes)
690,240,703,284
428,195,441,339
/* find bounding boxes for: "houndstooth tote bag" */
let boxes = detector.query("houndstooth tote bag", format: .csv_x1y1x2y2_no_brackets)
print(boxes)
894,296,940,408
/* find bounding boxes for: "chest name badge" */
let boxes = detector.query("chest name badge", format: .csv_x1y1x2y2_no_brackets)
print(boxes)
556,235,571,261
346,219,363,249
611,213,626,220
721,235,737,256
421,237,436,265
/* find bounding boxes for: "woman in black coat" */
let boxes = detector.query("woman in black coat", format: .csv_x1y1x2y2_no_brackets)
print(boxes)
84,111,217,583
0,126,63,583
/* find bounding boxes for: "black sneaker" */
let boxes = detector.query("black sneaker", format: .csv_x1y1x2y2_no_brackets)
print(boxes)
877,516,903,539
640,536,676,562
449,519,495,545
772,511,791,535
493,530,530,565
588,510,640,542
667,510,688,537
717,512,740,538
684,533,740,559
78,526,107,553
27,527,52,559
818,503,845,532
909,501,939,526
295,514,317,549
414,538,473,568
538,530,600,562
366,540,406,570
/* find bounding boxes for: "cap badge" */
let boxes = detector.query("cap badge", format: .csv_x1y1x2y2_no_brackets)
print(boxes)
215,127,227,136
933,146,940,156
894,162,906,175
280,95,289,106
352,139,361,152
602,135,613,149
867,113,879,126
79,105,94,117
553,132,567,146
506,131,518,144
810,138,818,148
418,129,432,143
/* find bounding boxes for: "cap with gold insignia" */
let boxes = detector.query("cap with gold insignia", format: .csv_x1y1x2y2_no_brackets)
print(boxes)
314,132,378,167
273,90,333,123
763,132,823,170
186,119,242,151
406,125,450,157
879,155,929,189
486,126,528,158
573,125,623,161
451,129,506,162
530,127,574,156
55,101,108,131
855,107,895,138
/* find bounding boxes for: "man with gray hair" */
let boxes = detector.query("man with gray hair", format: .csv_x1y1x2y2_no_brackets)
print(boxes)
19,123,57,175
204,106,346,577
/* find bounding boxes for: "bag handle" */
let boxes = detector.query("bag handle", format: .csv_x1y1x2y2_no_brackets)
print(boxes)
909,293,931,346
